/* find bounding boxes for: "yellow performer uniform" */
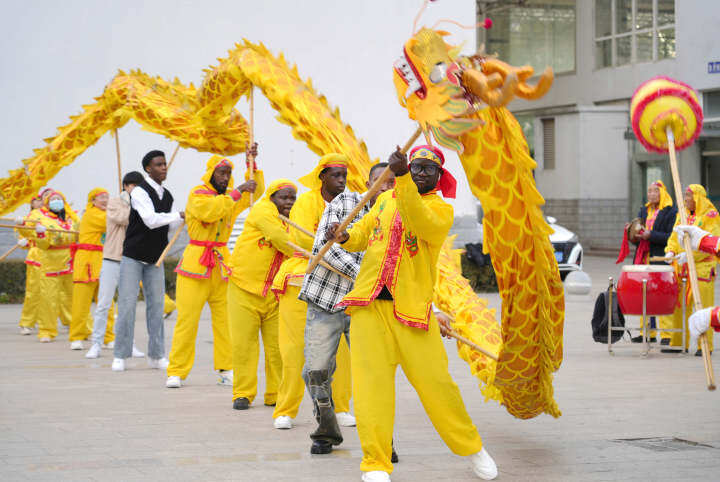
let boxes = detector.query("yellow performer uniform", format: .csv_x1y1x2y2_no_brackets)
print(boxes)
25,191,78,341
70,188,115,345
336,156,484,475
663,184,720,351
167,156,263,382
271,157,352,420
227,179,296,406
18,201,42,331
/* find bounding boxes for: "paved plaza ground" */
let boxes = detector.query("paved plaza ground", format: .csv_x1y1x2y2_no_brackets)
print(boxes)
1,255,720,481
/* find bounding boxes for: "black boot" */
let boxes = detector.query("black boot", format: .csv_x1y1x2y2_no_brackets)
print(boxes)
308,370,343,446
391,440,399,463
233,397,249,410
310,439,333,454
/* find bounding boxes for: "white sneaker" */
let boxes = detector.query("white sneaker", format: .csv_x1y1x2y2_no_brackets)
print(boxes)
273,415,293,429
111,358,125,371
39,337,51,343
20,326,32,335
166,376,182,388
217,369,233,386
85,343,102,359
336,411,356,427
470,448,498,480
362,471,391,482
131,345,145,358
148,357,169,369
103,341,115,349
70,340,84,350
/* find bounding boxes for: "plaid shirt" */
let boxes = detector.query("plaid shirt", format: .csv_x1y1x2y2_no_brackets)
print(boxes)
299,191,368,312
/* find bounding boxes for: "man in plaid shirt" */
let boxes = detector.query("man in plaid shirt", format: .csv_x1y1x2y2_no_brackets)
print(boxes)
299,162,395,455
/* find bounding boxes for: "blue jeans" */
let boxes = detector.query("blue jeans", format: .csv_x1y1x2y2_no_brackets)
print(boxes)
114,256,165,360
90,259,120,346
302,301,351,410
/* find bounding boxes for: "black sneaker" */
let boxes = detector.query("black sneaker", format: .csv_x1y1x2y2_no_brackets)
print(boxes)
661,338,670,346
233,397,250,410
631,336,657,343
391,447,399,463
695,350,712,357
264,402,276,407
310,440,333,454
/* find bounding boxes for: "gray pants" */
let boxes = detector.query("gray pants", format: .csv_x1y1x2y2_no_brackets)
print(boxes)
302,301,351,412
114,256,165,360
90,259,120,346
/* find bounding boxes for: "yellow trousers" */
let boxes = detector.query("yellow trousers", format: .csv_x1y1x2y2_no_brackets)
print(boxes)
273,286,352,418
227,283,282,405
70,281,115,343
36,273,72,339
167,267,232,379
19,264,41,328
350,300,483,474
660,280,715,350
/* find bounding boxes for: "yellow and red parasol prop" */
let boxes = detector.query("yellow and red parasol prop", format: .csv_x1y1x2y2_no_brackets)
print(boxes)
630,76,714,390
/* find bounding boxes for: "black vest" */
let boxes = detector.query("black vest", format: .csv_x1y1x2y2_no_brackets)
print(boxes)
123,180,174,264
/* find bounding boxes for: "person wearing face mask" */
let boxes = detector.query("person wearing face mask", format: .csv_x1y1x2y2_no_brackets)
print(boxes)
663,185,720,355
68,188,116,350
296,162,395,454
267,154,353,424
226,178,297,410
16,195,44,335
86,172,147,359
328,145,497,482
165,147,261,389
23,191,78,342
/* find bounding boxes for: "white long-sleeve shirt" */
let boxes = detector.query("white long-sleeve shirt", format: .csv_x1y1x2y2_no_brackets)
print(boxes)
130,176,182,229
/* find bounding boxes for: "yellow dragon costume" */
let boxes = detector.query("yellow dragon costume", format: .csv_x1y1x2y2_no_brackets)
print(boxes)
0,24,563,420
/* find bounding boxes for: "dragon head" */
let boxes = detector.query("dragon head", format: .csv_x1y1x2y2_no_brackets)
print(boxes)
393,27,554,152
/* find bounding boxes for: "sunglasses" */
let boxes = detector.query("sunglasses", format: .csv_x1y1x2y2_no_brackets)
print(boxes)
409,162,440,176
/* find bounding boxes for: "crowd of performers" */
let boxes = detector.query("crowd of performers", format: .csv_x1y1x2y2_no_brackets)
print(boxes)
621,180,720,353
12,143,498,482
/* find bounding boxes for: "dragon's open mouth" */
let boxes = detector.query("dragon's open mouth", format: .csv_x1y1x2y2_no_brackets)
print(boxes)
394,48,427,100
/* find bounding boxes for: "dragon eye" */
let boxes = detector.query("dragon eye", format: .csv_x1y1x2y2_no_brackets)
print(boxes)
429,63,447,84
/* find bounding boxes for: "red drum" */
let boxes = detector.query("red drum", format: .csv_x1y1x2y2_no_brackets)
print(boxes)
617,265,678,316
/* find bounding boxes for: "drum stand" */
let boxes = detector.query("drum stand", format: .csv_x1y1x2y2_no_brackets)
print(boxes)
607,277,687,356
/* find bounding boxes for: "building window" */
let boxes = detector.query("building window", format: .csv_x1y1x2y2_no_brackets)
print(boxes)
484,0,576,75
704,91,720,120
594,0,675,69
542,118,555,170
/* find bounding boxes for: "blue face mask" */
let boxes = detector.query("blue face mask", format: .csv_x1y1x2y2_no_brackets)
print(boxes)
48,199,64,212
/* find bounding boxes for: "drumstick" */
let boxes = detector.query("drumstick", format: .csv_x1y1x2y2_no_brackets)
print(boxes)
0,223,78,234
666,127,715,390
305,125,423,274
278,214,315,239
0,244,21,262
155,222,185,267
287,241,353,281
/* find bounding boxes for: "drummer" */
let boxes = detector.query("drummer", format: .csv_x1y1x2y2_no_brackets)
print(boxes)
675,223,720,342
636,181,676,345
663,185,719,355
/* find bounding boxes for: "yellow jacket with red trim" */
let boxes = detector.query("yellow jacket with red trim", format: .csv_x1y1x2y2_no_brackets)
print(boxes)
667,208,720,281
175,170,264,279
337,174,453,329
271,188,326,294
228,198,295,296
24,208,77,276
73,206,106,283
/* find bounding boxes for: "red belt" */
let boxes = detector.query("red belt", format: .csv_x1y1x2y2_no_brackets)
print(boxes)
190,240,227,268
73,243,103,252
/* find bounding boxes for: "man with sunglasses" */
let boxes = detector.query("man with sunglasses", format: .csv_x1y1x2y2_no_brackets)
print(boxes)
327,145,497,482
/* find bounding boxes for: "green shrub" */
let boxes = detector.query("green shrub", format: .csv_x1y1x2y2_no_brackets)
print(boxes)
0,258,180,304
460,253,498,292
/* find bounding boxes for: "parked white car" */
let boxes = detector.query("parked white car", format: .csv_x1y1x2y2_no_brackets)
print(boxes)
547,216,583,280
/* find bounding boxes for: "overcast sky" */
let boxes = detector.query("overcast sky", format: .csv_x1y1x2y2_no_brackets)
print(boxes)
0,0,477,216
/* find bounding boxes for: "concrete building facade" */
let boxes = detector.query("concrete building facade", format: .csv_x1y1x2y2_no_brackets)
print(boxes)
478,0,720,251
